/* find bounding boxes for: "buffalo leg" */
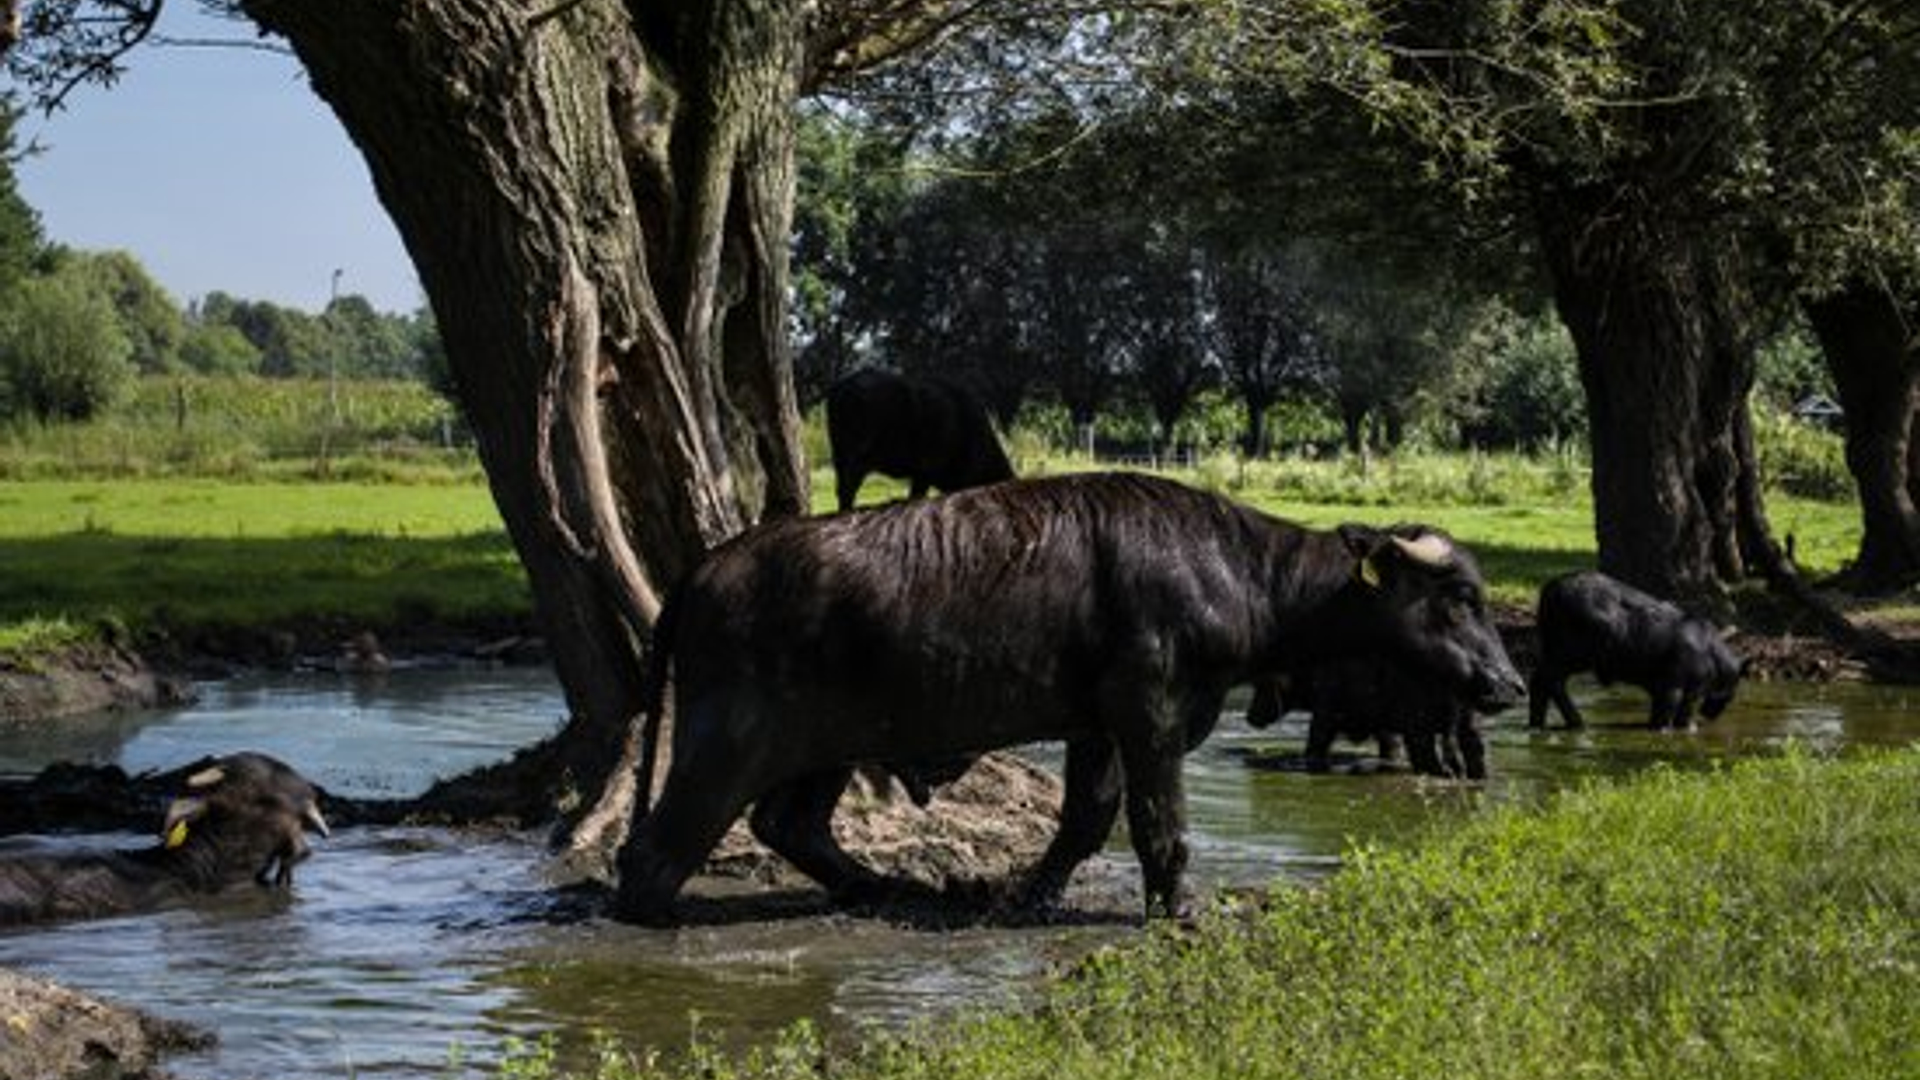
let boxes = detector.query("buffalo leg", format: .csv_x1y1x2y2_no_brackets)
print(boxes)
1020,737,1122,908
1646,688,1678,730
834,466,866,513
1648,688,1695,730
1303,712,1339,773
749,767,901,905
1456,719,1488,780
1115,731,1190,919
1375,732,1407,768
1406,733,1445,777
612,702,771,924
1530,666,1583,729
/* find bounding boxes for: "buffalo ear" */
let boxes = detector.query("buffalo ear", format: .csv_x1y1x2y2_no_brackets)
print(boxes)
1337,523,1385,560
162,797,209,847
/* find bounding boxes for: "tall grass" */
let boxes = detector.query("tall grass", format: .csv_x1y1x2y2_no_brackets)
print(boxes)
493,747,1920,1080
0,374,477,482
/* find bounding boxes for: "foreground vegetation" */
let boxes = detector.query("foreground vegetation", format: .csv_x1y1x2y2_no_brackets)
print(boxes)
495,747,1919,1080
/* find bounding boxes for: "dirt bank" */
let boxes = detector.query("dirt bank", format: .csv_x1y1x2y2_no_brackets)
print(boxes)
0,967,211,1080
0,642,194,726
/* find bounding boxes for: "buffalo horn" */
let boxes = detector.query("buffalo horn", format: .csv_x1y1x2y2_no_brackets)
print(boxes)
185,765,226,789
302,802,331,837
1392,533,1454,568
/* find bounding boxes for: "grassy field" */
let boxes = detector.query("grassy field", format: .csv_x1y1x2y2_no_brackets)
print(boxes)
492,746,1919,1080
0,480,525,654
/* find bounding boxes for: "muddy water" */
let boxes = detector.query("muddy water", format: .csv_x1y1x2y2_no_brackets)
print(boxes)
0,668,1914,1078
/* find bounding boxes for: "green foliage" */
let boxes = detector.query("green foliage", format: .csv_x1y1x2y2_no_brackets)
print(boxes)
0,374,470,481
0,106,43,293
488,748,1920,1080
57,248,186,374
1452,308,1586,449
1752,404,1851,501
0,260,134,422
177,321,263,376
1754,322,1835,410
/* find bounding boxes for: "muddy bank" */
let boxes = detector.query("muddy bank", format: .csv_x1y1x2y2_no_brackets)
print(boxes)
0,619,546,727
0,967,211,1080
0,642,194,727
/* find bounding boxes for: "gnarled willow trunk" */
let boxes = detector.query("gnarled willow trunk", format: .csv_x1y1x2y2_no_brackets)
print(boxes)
1536,182,1767,603
241,0,808,854
1805,281,1920,593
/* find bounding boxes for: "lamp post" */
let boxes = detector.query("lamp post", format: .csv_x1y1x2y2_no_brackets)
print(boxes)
327,268,343,425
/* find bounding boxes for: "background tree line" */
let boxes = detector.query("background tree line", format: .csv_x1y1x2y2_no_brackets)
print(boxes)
0,107,443,425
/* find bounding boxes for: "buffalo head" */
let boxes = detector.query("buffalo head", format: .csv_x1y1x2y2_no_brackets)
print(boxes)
1327,524,1525,714
161,752,330,888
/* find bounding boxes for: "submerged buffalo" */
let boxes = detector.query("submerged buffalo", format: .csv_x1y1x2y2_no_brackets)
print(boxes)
1248,662,1489,779
612,472,1525,922
825,368,1014,512
1529,570,1745,730
0,752,329,927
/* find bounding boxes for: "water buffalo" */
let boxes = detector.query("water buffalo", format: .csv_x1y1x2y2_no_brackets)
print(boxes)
825,368,1014,512
1529,570,1745,730
0,752,329,926
1246,665,1488,779
612,472,1525,923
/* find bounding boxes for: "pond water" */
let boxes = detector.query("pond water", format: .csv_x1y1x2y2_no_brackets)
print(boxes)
0,667,1915,1078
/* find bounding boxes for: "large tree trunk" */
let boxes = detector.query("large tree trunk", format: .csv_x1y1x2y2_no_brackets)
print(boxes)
1536,183,1762,603
1805,281,1920,593
242,0,808,849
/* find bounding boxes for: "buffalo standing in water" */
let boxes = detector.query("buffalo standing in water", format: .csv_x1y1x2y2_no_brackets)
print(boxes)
612,473,1524,923
1530,570,1745,730
825,369,1014,512
0,752,329,926
1247,661,1490,779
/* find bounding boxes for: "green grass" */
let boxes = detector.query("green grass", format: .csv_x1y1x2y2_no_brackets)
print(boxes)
0,480,525,642
495,747,1920,1080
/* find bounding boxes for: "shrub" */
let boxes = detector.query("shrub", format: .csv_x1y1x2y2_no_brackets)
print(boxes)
0,265,135,423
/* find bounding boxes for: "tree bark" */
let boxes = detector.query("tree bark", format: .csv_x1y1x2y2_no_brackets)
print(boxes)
1535,182,1763,603
241,0,807,844
1805,281,1920,593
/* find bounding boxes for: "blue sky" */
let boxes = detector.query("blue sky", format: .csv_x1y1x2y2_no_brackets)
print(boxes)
9,6,421,314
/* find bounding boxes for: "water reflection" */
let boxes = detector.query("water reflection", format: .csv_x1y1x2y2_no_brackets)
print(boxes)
0,671,1913,1077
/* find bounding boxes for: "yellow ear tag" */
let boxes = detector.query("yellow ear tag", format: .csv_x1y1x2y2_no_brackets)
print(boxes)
1358,556,1382,588
165,820,190,849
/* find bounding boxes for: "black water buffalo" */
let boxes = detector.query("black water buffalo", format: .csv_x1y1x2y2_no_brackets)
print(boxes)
1529,570,1745,730
1246,664,1488,779
611,472,1525,923
825,368,1014,512
0,752,329,926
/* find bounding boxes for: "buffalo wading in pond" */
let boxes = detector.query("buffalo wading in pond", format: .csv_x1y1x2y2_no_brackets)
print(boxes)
612,472,1525,923
1248,659,1490,780
0,752,329,927
1530,570,1747,730
825,369,1015,512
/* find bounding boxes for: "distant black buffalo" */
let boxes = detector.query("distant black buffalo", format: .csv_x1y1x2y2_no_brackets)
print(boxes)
1529,570,1745,730
612,472,1525,923
825,369,1014,511
1247,662,1489,779
0,752,329,926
